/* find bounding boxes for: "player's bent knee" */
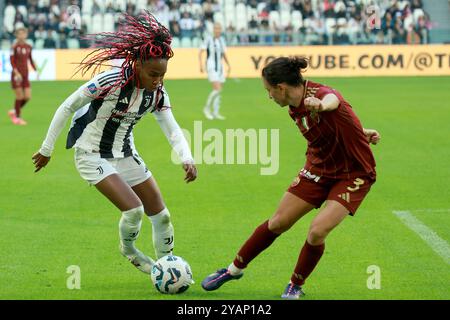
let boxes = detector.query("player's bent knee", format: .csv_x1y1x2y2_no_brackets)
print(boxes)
268,216,291,234
308,225,329,243
122,205,145,221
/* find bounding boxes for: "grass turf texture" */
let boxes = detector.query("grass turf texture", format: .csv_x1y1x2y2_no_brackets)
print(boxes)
0,77,449,300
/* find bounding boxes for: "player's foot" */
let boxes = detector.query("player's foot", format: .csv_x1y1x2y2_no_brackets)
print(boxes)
119,244,154,274
8,109,15,120
201,268,243,291
13,117,27,125
213,113,226,120
203,108,214,120
281,282,305,300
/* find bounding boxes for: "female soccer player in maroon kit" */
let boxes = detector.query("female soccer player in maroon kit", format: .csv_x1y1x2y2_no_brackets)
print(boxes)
202,57,381,299
8,26,37,125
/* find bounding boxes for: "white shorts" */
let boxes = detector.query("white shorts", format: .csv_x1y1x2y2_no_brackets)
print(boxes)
207,69,225,83
74,148,152,186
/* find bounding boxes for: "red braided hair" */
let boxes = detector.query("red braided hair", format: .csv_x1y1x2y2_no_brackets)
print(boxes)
76,10,173,95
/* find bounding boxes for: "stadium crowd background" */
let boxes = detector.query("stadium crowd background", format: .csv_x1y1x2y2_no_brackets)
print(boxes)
0,0,445,49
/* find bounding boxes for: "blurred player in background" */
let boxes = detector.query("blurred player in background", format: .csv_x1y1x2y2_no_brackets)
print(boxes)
199,22,230,120
202,57,381,299
8,25,37,126
32,12,197,274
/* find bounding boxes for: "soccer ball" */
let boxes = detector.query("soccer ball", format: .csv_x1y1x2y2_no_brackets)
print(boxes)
150,255,194,294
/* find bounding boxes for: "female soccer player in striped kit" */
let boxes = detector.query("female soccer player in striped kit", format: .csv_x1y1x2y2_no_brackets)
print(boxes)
202,57,381,299
32,12,197,274
8,25,37,125
199,22,230,120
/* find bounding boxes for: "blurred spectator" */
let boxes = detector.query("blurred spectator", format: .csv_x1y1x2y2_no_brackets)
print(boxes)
59,32,68,49
1,0,435,47
43,29,57,48
179,11,196,39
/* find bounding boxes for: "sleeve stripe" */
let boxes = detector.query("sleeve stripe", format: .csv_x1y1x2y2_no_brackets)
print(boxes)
98,71,121,85
99,74,122,86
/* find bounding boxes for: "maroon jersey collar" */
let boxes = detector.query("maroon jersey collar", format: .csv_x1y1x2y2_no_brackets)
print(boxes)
288,80,309,117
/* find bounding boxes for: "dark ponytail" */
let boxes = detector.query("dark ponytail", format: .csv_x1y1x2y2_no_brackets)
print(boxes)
262,57,308,87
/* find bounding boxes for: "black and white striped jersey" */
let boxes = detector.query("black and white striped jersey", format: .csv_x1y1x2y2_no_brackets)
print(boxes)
39,68,193,163
201,36,227,74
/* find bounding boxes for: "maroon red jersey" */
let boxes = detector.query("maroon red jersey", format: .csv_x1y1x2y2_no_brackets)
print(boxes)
10,42,35,77
288,80,376,180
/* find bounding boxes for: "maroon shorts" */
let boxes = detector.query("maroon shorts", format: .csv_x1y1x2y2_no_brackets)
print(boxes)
287,171,375,216
11,74,30,89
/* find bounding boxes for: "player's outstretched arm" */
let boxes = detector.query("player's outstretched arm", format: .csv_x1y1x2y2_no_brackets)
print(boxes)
33,85,95,172
304,94,340,112
363,128,381,145
153,108,197,183
199,49,205,73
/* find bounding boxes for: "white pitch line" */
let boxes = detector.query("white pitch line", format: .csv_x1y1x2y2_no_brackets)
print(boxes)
411,209,450,213
393,210,450,265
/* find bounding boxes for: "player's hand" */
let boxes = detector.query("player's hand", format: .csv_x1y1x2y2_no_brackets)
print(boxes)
226,66,231,78
200,66,204,73
14,72,23,82
182,162,197,183
304,97,323,112
364,129,381,145
32,152,51,173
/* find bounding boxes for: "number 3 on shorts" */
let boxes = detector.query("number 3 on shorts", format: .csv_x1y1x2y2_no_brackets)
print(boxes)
347,178,364,192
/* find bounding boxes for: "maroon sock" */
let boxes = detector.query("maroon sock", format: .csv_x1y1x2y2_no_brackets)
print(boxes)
21,99,29,109
233,220,280,269
291,240,325,286
14,100,23,118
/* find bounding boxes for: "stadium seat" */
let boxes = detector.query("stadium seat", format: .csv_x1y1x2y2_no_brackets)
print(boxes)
223,0,236,12
303,18,312,29
325,18,337,34
257,2,266,15
213,11,226,27
225,6,237,28
82,0,93,15
82,14,93,33
136,0,148,11
280,9,291,29
34,39,44,49
171,37,181,48
413,8,425,23
246,6,258,22
192,36,201,47
92,13,104,33
235,4,248,31
180,37,192,48
116,0,127,12
337,17,347,27
3,4,15,33
16,5,27,19
269,11,281,30
1,39,11,50
103,13,115,32
291,10,303,31
67,38,80,49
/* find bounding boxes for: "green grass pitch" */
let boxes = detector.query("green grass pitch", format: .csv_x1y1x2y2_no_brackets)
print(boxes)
0,76,449,300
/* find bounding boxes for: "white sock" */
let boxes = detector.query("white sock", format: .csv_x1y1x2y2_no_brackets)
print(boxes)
213,93,221,115
149,208,174,259
119,206,144,256
205,90,219,112
228,263,243,276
